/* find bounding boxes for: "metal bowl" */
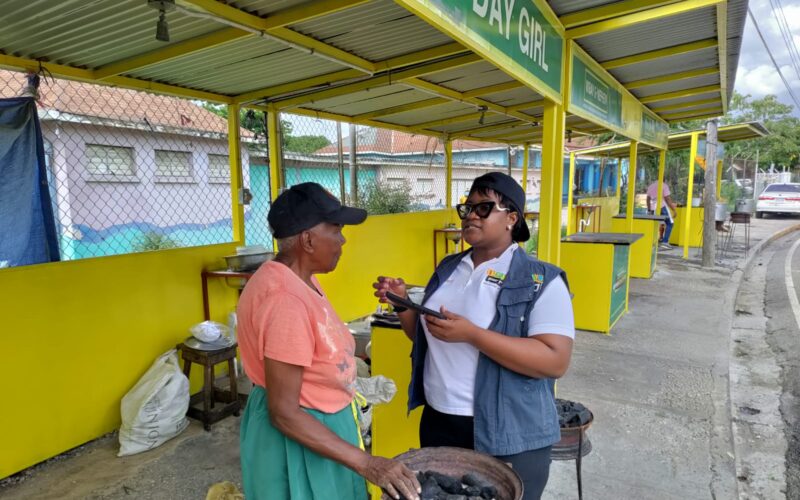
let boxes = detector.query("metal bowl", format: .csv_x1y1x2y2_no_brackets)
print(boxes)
223,252,274,272
383,447,523,500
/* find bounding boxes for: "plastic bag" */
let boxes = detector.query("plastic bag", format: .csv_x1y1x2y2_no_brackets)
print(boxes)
118,349,190,456
354,376,397,445
190,320,229,343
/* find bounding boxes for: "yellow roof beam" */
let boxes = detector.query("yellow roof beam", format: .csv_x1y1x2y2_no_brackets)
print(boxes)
462,81,524,98
640,85,720,104
451,121,530,138
663,107,722,121
0,53,232,103
275,54,481,109
561,0,680,28
352,98,448,121
181,0,375,73
602,38,717,69
717,1,728,113
567,0,723,39
94,28,247,80
484,129,543,141
414,112,485,130
650,97,720,112
626,67,717,89
234,44,471,104
95,0,370,79
406,78,539,125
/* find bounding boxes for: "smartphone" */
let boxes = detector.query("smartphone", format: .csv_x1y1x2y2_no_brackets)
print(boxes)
386,292,446,319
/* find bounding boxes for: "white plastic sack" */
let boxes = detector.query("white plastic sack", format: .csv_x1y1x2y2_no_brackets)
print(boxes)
118,349,190,457
355,376,397,446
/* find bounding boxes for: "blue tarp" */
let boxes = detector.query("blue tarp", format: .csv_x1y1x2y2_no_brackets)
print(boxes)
0,97,60,267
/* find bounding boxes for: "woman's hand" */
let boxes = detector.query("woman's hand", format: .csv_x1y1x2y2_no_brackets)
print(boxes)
356,455,420,500
372,276,408,304
424,308,480,344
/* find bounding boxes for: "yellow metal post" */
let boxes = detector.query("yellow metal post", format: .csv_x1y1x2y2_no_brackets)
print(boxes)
565,152,576,236
538,101,566,264
626,141,638,232
656,149,667,214
521,143,530,192
716,159,723,198
227,104,245,243
267,106,282,201
445,138,453,208
683,132,700,259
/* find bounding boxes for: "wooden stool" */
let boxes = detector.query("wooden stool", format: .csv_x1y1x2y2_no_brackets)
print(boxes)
177,342,241,431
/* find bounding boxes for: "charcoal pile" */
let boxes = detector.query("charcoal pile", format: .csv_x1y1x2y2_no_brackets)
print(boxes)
401,471,498,500
556,399,592,428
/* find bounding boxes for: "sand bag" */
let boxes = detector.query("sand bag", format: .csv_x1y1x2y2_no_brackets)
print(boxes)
118,349,190,456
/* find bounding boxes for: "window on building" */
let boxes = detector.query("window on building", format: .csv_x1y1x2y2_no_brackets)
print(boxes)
386,177,405,187
208,154,230,181
155,150,193,180
86,144,135,178
416,178,434,194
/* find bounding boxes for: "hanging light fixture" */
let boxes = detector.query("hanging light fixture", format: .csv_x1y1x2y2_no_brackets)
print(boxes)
477,105,488,125
148,0,175,42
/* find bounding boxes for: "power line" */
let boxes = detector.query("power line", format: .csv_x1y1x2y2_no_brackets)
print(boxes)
769,0,800,81
747,8,800,109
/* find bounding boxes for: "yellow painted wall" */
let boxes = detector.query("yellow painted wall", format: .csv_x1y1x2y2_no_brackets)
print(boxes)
669,207,704,247
560,242,614,333
574,196,620,233
610,218,659,278
317,209,457,322
0,244,238,479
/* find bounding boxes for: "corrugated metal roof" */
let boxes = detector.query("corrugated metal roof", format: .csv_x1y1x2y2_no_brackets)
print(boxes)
548,0,611,16
630,74,720,99
227,0,311,17
650,91,721,109
578,7,717,63
607,48,719,83
726,0,748,98
290,0,451,62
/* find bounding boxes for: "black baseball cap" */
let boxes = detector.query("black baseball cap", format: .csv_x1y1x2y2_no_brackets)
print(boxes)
268,182,367,238
470,172,530,242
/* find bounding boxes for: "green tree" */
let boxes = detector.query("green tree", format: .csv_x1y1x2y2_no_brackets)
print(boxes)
133,232,181,252
200,104,331,153
356,180,414,215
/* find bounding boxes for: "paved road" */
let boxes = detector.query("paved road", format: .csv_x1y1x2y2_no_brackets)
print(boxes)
731,228,800,499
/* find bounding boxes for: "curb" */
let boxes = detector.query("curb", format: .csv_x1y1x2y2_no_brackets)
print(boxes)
723,223,800,499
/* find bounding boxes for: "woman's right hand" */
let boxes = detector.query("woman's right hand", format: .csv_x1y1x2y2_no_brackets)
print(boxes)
372,276,407,304
357,455,420,500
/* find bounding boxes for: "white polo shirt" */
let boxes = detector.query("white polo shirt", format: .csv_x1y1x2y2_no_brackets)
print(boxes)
422,244,574,416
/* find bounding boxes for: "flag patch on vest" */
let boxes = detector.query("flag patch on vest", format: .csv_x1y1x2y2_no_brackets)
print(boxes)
485,269,506,286
532,273,544,291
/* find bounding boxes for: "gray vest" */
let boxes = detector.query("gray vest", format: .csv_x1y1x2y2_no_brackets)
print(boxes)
408,247,568,455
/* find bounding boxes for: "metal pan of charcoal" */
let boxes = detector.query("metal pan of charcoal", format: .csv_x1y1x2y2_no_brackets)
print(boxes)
383,447,523,500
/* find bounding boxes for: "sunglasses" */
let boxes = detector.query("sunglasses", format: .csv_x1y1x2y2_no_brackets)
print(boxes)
455,201,512,220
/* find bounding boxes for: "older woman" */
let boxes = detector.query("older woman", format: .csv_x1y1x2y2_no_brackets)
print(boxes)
238,183,420,500
374,173,574,500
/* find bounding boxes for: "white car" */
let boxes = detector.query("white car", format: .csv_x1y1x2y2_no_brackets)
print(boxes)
756,183,800,218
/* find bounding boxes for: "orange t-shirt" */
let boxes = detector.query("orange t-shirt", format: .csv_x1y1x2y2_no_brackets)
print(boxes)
237,261,357,413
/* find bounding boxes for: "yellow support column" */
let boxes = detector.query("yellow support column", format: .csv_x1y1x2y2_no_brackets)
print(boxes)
521,143,530,191
538,101,566,264
716,159,723,198
626,141,638,232
683,132,700,259
445,138,453,208
655,149,667,213
565,152,576,236
227,104,245,243
266,105,283,202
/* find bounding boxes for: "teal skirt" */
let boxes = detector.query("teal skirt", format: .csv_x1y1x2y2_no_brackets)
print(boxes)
240,386,368,500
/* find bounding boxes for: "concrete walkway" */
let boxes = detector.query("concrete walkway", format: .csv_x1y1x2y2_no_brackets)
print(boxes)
544,217,800,499
2,218,798,500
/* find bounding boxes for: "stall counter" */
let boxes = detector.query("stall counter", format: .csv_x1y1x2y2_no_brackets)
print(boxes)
560,232,642,333
610,214,666,278
669,206,704,248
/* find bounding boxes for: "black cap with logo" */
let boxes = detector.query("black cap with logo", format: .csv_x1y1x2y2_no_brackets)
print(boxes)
268,182,367,238
470,172,531,242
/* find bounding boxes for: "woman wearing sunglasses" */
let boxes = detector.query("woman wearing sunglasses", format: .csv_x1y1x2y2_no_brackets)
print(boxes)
373,172,574,500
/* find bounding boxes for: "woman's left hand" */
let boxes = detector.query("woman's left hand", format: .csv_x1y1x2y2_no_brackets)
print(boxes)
424,308,480,344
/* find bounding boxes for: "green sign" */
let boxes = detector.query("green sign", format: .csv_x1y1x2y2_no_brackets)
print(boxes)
610,245,629,325
571,55,622,128
415,0,563,98
641,112,668,145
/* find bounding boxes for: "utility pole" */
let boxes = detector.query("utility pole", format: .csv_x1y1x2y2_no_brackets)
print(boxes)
702,119,718,267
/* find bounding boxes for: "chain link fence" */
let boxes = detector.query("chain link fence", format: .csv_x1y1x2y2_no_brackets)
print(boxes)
1,69,241,264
